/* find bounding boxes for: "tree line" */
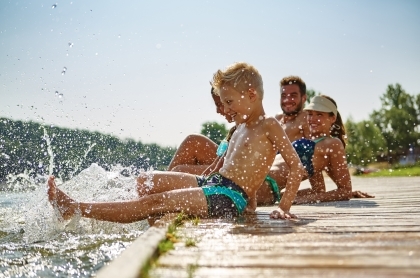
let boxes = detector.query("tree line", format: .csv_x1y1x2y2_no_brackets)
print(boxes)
0,119,175,185
203,83,420,167
1,83,418,186
346,83,419,166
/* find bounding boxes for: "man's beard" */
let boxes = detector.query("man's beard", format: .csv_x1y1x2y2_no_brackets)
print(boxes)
282,101,303,116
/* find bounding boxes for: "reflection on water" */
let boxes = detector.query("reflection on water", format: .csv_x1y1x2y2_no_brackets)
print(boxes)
0,164,149,277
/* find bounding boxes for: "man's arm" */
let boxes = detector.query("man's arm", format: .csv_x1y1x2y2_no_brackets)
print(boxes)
202,156,224,176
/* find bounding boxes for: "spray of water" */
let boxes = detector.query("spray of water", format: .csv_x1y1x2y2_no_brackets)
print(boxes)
42,126,55,176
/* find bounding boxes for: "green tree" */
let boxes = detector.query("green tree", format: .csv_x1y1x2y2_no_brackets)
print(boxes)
200,121,228,145
305,89,318,104
369,84,420,163
345,118,387,166
0,117,176,184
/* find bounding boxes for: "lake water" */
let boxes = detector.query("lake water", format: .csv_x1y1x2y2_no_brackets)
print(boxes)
0,164,150,277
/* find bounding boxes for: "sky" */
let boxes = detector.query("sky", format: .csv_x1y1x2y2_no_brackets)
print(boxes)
1,0,419,147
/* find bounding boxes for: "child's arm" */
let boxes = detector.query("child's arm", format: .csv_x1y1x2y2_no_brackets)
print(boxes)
201,156,224,176
264,118,305,219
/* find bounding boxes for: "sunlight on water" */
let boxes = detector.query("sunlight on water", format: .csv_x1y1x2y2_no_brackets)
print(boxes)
0,164,150,277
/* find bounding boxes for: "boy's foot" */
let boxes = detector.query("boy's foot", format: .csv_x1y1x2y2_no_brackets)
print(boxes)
47,176,77,220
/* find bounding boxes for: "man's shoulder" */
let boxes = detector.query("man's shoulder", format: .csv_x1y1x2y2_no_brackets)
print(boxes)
277,111,307,124
295,110,307,120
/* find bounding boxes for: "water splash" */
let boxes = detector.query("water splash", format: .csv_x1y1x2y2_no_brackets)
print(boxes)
0,164,149,277
42,126,55,176
69,142,97,178
0,123,154,276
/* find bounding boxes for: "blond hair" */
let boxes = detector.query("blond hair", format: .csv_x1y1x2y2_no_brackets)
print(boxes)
211,62,264,99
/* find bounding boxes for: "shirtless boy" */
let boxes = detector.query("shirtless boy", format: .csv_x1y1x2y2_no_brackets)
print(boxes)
47,62,305,222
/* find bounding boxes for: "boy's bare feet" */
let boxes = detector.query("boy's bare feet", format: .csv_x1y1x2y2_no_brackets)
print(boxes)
47,176,77,220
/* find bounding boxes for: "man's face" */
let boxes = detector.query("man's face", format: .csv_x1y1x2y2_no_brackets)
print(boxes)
280,84,306,115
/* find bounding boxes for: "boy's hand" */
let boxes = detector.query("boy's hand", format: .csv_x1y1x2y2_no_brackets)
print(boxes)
245,197,257,213
270,208,297,219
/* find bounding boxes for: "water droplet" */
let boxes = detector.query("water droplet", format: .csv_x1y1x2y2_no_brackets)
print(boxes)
68,42,74,48
55,91,59,96
51,4,57,9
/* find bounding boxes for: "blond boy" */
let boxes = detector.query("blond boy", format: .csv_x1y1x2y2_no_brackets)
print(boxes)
47,62,304,222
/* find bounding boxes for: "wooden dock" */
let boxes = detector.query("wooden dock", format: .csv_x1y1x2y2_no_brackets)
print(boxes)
147,177,420,277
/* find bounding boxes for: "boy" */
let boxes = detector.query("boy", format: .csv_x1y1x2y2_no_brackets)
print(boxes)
47,62,305,222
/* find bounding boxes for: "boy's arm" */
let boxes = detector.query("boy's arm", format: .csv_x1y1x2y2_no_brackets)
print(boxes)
201,156,224,176
264,118,305,219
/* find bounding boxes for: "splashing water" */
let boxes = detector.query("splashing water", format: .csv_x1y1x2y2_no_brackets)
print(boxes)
42,126,55,176
0,164,150,277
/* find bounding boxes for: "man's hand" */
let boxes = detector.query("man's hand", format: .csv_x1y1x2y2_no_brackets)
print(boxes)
352,190,375,198
270,208,297,219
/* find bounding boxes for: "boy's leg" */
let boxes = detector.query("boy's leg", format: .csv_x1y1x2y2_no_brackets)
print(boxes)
48,175,208,223
137,170,201,197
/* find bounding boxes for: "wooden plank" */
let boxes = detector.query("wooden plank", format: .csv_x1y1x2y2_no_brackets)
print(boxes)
147,177,420,278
